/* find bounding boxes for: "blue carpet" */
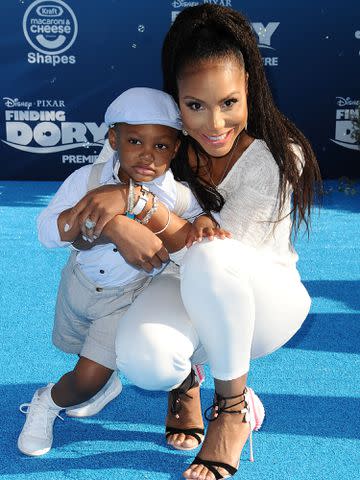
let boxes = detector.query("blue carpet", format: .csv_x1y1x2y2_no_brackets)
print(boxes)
0,180,359,479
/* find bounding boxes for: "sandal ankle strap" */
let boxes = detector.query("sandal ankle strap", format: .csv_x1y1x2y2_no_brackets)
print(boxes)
204,388,249,422
170,369,198,418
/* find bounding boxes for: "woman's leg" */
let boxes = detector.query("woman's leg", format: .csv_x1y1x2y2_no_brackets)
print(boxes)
116,271,205,449
180,238,310,379
184,373,250,480
180,238,310,479
116,272,201,390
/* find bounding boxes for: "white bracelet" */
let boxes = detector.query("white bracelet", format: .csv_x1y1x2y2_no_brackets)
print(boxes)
127,178,135,213
154,203,171,235
132,185,150,215
141,195,158,225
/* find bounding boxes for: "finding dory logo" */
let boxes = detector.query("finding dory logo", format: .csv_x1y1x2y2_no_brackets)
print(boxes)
331,97,360,150
2,96,107,162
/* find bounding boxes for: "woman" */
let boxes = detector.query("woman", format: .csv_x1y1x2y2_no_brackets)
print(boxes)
67,5,321,479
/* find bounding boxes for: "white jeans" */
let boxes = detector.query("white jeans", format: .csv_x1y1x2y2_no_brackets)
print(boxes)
116,239,311,390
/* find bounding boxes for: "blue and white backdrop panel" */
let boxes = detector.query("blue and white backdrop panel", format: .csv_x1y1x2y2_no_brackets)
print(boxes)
1,0,359,180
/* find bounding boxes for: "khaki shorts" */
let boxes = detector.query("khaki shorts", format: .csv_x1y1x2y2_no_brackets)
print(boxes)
53,253,151,370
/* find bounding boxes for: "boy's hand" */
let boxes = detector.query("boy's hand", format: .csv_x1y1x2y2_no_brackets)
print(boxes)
185,215,231,247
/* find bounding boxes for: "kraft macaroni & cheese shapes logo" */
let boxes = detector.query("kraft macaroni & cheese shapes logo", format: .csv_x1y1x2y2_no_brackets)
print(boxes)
23,0,78,65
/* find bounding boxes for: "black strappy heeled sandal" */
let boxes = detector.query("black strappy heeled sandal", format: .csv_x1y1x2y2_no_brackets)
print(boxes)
165,369,204,451
189,387,265,479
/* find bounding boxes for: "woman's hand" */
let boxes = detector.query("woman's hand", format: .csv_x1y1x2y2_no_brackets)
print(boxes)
65,184,128,240
186,215,232,247
103,215,169,272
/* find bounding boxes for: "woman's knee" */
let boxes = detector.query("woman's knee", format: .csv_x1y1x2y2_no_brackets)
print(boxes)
182,239,225,276
115,273,197,391
181,239,250,281
116,326,192,391
181,239,253,310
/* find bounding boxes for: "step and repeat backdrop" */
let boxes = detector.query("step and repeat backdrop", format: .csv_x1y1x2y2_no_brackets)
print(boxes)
1,0,359,180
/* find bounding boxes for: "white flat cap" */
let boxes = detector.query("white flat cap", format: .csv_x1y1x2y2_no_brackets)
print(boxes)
105,87,182,130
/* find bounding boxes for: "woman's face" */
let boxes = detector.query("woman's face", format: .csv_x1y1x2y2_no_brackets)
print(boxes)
177,56,248,157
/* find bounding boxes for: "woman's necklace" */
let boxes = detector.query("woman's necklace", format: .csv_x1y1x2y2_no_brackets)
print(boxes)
205,133,240,187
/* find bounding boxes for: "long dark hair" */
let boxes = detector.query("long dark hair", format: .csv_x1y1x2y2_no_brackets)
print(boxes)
162,4,321,234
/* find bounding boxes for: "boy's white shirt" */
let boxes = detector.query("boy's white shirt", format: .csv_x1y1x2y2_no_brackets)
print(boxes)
37,152,203,287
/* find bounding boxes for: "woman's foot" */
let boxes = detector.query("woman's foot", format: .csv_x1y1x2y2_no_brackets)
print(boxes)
166,372,204,450
183,409,250,479
182,388,266,480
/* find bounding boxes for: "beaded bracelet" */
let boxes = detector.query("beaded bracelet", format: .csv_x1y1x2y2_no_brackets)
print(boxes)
141,194,158,225
154,203,171,235
126,178,136,219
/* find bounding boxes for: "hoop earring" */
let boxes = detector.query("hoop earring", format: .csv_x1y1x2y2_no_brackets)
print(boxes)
182,129,188,136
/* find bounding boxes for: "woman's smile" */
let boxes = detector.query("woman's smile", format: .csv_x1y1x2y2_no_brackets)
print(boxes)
202,129,235,147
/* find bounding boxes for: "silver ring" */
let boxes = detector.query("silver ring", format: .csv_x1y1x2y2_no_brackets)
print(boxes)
84,218,96,230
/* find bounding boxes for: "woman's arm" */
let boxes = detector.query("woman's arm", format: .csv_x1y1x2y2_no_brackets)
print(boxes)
102,215,169,271
66,181,233,254
65,183,193,252
62,210,170,271
37,166,91,249
57,208,82,242
58,208,114,250
63,181,231,270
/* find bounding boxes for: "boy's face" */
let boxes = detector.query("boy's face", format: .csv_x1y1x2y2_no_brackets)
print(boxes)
108,123,180,183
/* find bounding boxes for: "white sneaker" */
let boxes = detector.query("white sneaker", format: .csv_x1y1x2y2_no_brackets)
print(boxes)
66,372,122,418
18,384,63,456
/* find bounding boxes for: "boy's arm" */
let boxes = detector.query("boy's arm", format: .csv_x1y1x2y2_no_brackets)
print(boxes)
169,181,231,247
